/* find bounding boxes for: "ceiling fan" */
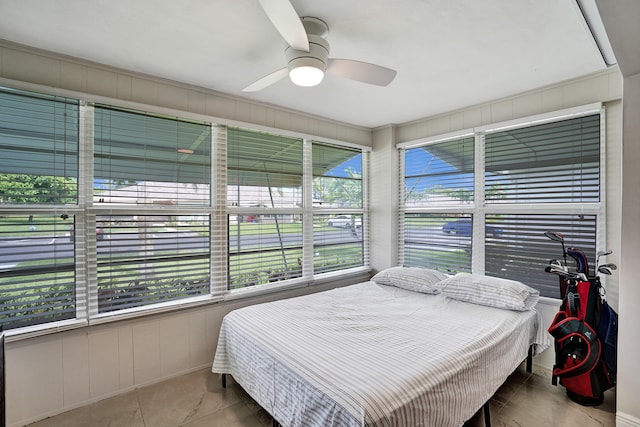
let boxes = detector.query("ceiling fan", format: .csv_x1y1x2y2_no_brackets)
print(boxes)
243,0,397,92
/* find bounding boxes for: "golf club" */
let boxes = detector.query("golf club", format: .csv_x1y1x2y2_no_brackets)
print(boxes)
544,231,567,267
598,266,613,275
596,249,612,269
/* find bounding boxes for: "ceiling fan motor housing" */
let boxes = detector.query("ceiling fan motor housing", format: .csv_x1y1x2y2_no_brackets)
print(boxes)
285,34,329,73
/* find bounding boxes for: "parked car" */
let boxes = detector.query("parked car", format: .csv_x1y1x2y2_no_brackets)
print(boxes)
327,215,362,229
442,219,502,237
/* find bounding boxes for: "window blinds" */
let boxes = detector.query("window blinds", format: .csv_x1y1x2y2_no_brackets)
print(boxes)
484,213,597,299
0,88,79,330
0,89,78,204
227,128,304,288
312,142,365,274
402,213,472,273
404,137,474,207
485,115,600,203
400,111,602,298
92,107,215,314
94,106,211,205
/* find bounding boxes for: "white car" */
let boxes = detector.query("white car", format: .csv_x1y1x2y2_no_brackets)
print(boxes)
327,215,362,229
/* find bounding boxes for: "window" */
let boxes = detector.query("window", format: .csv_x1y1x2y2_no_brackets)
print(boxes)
227,128,304,289
404,137,474,207
401,137,474,273
0,86,369,333
403,213,472,273
227,131,368,289
484,115,600,204
0,89,79,330
400,109,603,298
312,142,365,274
92,107,214,315
483,114,600,298
484,213,596,298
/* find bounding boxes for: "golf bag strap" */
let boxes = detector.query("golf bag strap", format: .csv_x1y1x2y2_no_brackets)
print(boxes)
548,312,601,378
566,291,579,317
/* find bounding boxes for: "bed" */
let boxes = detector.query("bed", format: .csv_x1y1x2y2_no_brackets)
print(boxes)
212,267,550,427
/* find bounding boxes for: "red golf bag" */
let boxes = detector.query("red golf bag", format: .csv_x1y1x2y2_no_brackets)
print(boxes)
547,248,617,406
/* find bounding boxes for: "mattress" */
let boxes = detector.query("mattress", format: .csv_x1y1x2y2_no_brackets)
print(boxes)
212,281,545,426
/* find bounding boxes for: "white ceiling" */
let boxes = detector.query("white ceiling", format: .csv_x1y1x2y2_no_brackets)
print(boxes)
0,0,609,128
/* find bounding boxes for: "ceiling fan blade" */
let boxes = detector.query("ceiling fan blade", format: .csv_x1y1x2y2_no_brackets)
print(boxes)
242,67,289,92
327,59,397,86
258,0,309,51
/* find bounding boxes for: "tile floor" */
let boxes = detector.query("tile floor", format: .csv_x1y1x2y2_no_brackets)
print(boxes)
27,363,615,427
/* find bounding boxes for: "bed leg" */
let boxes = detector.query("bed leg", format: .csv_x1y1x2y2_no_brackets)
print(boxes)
526,345,534,373
221,373,227,389
483,401,491,427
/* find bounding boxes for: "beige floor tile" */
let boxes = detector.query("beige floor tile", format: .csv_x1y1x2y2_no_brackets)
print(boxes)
498,375,616,427
27,391,144,427
491,363,530,405
136,369,243,427
180,402,265,427
26,366,616,427
26,406,94,427
463,399,504,427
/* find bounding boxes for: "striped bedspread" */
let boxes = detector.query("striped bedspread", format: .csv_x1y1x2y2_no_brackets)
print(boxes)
212,281,545,427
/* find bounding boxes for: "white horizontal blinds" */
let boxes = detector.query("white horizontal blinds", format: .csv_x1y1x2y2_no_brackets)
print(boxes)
361,150,370,268
92,107,213,313
312,142,363,208
95,215,211,312
484,114,600,203
0,214,76,330
228,216,303,289
0,89,79,204
312,142,364,273
227,127,303,208
210,125,228,299
93,106,211,206
227,128,303,289
0,88,79,331
401,137,474,273
484,213,597,299
313,214,364,274
403,213,472,273
404,137,474,207
483,113,602,297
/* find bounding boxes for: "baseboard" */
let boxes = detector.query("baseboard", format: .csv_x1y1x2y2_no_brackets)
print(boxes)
617,412,640,427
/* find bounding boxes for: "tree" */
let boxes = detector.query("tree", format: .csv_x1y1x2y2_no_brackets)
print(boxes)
0,173,76,204
312,167,362,207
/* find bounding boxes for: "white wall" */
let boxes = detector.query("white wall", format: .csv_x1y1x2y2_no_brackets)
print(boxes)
369,125,399,270
616,72,640,426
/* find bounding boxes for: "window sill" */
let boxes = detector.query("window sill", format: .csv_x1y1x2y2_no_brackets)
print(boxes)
224,266,372,302
4,268,372,342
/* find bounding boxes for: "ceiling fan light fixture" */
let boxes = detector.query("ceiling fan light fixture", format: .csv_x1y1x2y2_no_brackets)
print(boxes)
289,64,324,87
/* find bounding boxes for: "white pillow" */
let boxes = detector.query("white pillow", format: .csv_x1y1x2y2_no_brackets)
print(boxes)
439,272,539,311
371,266,449,294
